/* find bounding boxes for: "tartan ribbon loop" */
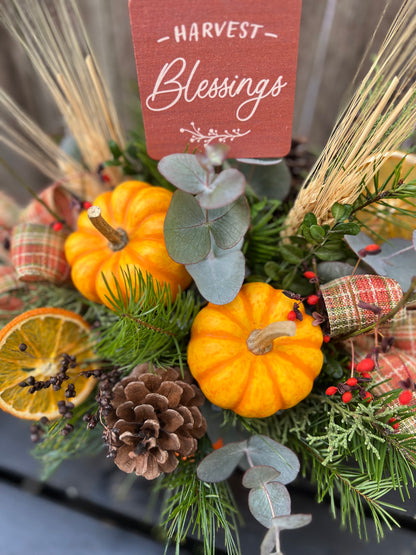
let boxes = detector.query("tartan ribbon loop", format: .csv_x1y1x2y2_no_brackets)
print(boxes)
10,223,71,285
320,274,405,338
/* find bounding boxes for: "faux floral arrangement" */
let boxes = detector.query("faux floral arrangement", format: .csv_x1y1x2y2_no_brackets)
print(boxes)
1,1,416,554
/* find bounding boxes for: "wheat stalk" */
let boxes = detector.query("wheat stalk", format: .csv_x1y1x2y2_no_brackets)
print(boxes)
284,0,416,237
0,0,125,196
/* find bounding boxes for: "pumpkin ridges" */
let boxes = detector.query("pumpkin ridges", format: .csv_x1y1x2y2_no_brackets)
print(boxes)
270,348,321,381
123,187,172,230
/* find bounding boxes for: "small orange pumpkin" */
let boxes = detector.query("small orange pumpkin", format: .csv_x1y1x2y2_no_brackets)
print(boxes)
187,282,324,418
65,180,191,307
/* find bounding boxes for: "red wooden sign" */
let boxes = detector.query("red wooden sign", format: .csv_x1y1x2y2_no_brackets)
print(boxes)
129,0,302,159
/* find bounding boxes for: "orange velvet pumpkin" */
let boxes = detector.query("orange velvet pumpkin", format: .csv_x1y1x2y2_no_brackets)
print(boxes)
64,181,191,307
187,282,324,418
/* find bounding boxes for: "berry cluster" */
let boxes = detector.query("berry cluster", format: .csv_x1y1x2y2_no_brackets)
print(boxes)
326,374,373,404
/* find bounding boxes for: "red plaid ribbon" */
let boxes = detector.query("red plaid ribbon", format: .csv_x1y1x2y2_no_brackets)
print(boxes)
11,223,71,285
372,349,416,434
320,275,404,338
20,183,78,229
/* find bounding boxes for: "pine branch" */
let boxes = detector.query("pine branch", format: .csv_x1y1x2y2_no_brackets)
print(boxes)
156,449,242,555
95,267,199,372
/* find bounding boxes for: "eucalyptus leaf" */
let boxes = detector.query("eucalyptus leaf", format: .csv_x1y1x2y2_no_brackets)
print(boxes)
209,196,251,249
205,143,230,165
163,190,211,264
243,436,300,485
345,232,416,290
271,513,312,530
200,403,251,446
196,439,248,482
242,466,281,489
198,168,246,209
186,240,246,304
238,159,291,201
158,153,211,194
248,482,291,528
317,261,363,282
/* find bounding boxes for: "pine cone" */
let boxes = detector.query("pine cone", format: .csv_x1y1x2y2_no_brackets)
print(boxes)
104,364,207,480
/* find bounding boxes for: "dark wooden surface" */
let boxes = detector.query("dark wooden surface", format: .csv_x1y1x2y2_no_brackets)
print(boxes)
1,411,416,555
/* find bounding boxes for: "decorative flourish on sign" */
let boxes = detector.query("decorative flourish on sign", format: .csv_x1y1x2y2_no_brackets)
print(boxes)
180,122,251,145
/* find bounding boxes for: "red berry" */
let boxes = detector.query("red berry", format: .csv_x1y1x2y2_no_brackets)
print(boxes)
356,358,375,373
323,335,330,343
362,391,372,402
52,221,63,232
399,389,413,405
342,391,353,403
360,372,372,379
346,378,357,386
392,422,400,430
347,361,354,370
388,417,397,424
83,201,92,209
326,386,338,396
307,294,320,306
287,310,297,321
102,173,111,183
364,243,381,255
304,271,316,280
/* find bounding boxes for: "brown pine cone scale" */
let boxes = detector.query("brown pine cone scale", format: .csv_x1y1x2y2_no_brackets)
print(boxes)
104,364,207,480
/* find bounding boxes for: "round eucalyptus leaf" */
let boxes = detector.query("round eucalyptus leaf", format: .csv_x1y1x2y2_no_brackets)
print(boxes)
345,232,416,290
248,482,291,528
246,436,300,485
209,196,251,249
317,261,362,282
196,439,248,482
163,190,211,264
185,241,245,304
271,513,312,531
198,168,246,209
242,465,281,489
158,153,211,194
238,159,291,201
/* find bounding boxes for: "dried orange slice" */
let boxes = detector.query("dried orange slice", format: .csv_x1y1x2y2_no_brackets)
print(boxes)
0,307,97,420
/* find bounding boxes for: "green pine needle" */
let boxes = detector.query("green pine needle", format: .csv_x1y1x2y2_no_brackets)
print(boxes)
95,267,199,372
156,451,242,555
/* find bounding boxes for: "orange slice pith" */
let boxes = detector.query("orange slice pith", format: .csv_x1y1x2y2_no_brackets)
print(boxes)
0,307,97,420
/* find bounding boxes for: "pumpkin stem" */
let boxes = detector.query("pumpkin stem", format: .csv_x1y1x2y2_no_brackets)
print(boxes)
247,321,297,355
87,205,128,251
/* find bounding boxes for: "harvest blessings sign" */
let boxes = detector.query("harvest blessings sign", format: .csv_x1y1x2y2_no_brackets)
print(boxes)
129,0,302,159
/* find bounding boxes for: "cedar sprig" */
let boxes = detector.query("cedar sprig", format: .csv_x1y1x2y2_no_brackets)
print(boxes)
226,387,416,541
95,267,199,372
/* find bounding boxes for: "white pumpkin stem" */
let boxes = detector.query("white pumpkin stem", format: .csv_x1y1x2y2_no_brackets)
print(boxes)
247,321,297,355
87,205,128,251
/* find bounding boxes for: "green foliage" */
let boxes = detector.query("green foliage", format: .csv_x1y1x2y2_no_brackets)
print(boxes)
32,397,103,480
233,387,416,541
235,158,292,201
263,207,360,290
156,454,242,555
95,267,199,371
